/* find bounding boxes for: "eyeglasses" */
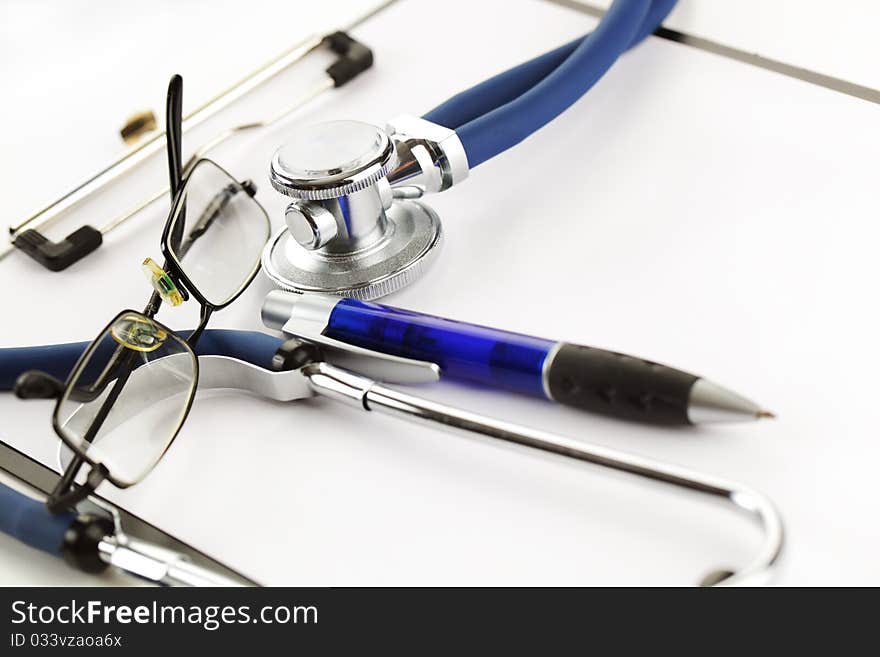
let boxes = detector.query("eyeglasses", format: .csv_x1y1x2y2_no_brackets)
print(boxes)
18,75,270,512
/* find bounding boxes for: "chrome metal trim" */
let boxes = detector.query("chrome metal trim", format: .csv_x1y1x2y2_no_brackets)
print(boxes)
386,115,470,193
686,378,762,424
541,341,564,401
262,289,338,333
261,199,443,300
98,536,244,587
269,124,396,201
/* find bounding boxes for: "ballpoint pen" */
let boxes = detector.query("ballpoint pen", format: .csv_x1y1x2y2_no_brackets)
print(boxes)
262,291,774,425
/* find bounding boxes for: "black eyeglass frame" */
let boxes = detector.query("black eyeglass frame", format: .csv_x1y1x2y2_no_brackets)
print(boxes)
50,310,200,490
39,74,269,513
159,158,269,313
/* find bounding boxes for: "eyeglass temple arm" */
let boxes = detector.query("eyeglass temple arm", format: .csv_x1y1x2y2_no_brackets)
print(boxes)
166,75,184,197
47,453,86,511
134,75,186,320
46,464,107,515
165,75,187,257
304,361,784,587
36,340,138,407
186,306,214,347
46,350,138,512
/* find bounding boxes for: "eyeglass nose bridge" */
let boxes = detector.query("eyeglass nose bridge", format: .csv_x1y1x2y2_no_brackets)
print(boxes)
142,257,188,307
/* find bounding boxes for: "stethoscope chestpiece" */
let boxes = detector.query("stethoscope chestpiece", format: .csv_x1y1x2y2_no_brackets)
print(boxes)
262,117,467,300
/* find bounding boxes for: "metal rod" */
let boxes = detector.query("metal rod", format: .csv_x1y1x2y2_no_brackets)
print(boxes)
4,0,400,253
100,77,335,235
306,362,784,586
7,35,323,242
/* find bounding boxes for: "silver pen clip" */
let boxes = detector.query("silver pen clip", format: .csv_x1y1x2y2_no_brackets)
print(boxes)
264,289,440,384
280,325,440,384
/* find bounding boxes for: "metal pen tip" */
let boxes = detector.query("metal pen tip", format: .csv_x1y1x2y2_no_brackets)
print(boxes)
756,410,776,420
688,379,771,424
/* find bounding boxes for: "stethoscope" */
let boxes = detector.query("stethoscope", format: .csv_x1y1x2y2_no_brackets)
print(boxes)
1,326,783,586
261,0,678,299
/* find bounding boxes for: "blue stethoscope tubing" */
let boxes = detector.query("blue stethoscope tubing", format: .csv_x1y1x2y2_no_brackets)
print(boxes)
0,481,76,555
0,329,278,561
424,0,677,167
0,329,281,391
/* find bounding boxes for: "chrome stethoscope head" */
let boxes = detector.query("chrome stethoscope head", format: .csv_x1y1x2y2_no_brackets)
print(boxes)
261,116,468,299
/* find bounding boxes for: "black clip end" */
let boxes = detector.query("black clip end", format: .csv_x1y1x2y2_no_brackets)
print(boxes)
13,225,102,272
322,31,373,87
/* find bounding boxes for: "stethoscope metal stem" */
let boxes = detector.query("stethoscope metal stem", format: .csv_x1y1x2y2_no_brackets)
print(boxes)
304,361,783,586
97,536,244,587
89,493,252,586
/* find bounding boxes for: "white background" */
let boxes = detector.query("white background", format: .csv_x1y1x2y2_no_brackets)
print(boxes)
0,0,878,585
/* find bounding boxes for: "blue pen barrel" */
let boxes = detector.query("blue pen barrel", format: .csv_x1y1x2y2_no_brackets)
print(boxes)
0,482,75,556
324,299,556,397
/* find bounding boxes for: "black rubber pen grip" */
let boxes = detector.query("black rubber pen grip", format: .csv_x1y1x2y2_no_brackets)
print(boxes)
546,343,698,425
